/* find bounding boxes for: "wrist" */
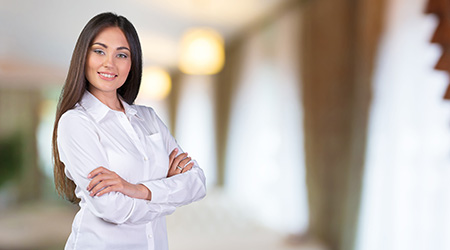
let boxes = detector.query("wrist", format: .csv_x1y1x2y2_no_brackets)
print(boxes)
138,184,152,201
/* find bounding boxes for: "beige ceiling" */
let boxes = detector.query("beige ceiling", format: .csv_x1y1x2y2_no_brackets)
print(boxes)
0,0,288,87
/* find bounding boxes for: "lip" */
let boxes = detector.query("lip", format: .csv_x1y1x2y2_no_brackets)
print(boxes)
97,72,118,81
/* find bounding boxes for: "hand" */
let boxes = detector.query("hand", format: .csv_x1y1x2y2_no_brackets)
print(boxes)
87,167,151,200
167,148,194,177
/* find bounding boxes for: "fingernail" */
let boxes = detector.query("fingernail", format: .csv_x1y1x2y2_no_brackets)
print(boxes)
87,174,91,178
175,148,178,152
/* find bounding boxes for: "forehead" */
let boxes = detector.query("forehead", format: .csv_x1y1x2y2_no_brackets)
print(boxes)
92,26,129,47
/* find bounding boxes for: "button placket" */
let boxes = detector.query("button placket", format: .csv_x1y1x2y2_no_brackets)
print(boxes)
116,113,148,160
145,223,154,250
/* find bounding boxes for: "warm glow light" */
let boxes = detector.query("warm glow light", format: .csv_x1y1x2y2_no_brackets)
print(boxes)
179,28,225,75
140,66,172,100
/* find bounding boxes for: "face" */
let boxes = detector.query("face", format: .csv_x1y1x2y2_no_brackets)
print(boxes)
85,26,132,97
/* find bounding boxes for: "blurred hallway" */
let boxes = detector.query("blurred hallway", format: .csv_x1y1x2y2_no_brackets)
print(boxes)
1,0,450,250
0,189,326,250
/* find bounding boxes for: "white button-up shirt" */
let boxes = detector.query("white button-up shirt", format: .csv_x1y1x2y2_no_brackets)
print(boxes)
57,91,206,250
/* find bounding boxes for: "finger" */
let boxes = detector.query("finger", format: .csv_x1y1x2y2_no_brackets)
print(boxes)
89,179,116,196
181,162,194,173
167,167,179,177
172,153,188,170
87,173,110,190
95,185,113,197
169,148,178,166
87,172,115,191
88,166,109,178
178,157,192,168
170,153,187,172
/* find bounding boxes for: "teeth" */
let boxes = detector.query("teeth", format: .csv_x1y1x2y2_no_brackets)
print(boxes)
99,73,116,78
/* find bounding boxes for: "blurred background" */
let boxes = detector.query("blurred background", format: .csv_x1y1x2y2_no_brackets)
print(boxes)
0,0,449,249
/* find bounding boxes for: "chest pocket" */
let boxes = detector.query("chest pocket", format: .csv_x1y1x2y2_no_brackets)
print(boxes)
145,132,170,179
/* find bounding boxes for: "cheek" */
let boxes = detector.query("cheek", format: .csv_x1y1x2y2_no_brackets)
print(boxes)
85,59,94,79
87,56,101,70
121,62,132,77
86,59,99,79
85,56,97,75
126,61,132,72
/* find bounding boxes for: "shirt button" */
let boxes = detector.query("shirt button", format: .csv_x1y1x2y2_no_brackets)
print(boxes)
148,234,153,239
144,157,148,161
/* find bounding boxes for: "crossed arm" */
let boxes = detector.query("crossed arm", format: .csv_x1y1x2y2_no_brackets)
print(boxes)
86,148,195,200
57,110,206,225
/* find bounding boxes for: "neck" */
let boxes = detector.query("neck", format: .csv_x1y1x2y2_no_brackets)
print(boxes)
88,88,125,112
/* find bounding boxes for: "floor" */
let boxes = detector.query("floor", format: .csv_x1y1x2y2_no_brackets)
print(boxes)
0,189,327,250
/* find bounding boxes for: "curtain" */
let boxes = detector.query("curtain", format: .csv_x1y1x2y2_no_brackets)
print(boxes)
175,75,217,186
356,0,450,249
225,6,308,234
300,0,385,248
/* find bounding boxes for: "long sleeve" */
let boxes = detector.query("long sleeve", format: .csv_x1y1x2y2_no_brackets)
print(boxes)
138,108,207,207
57,110,176,225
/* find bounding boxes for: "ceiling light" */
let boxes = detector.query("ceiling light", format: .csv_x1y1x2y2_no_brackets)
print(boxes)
140,66,172,100
179,28,225,75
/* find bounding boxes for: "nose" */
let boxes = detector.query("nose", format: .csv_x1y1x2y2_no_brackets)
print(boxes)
102,54,114,68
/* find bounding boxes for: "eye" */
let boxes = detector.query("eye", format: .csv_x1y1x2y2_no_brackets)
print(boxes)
117,53,128,59
93,49,105,55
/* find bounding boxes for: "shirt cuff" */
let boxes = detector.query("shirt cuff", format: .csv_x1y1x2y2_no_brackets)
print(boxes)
140,180,169,204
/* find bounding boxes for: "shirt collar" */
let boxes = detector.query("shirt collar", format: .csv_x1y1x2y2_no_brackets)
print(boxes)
79,90,141,122
121,96,142,120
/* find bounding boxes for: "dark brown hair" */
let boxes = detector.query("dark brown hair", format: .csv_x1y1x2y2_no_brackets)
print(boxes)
52,12,142,203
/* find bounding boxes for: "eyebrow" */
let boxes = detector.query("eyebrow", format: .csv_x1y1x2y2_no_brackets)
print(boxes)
92,42,130,52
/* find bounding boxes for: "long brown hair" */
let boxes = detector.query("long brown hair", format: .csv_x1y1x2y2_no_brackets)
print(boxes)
52,12,143,203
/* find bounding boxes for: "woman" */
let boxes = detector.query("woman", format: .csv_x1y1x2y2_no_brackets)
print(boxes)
52,12,206,250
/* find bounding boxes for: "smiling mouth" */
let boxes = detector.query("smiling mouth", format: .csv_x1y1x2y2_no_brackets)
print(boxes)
98,72,117,79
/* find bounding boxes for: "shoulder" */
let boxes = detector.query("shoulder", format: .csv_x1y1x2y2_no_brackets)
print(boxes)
131,104,169,132
59,107,91,125
58,107,95,134
132,104,157,120
132,104,155,114
57,108,101,149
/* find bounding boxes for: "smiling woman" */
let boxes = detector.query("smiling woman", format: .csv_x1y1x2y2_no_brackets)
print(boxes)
85,26,132,111
51,12,206,250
